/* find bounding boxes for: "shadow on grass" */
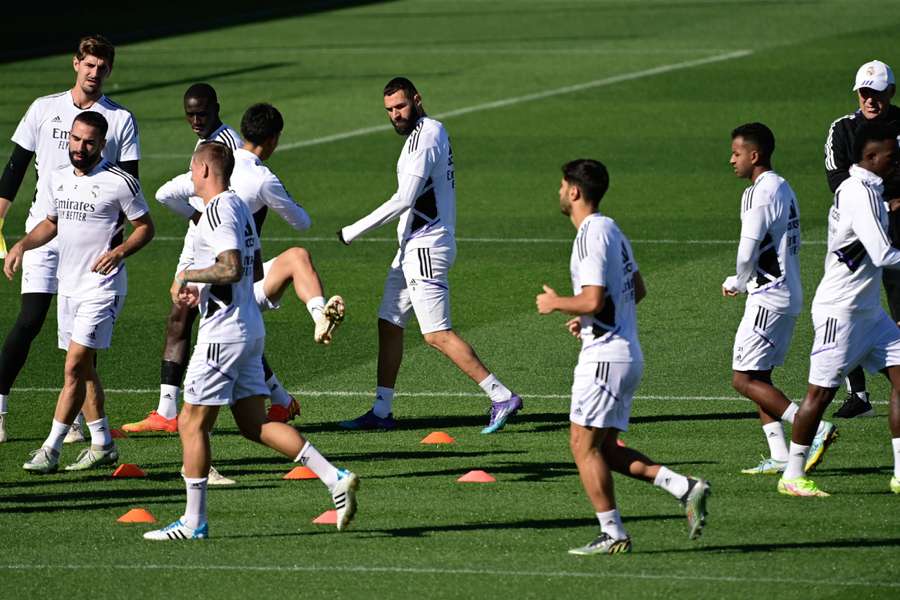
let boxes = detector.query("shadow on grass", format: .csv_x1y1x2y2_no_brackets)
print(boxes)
113,62,290,96
646,537,900,554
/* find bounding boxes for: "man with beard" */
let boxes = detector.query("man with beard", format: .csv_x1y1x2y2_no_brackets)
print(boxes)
337,77,521,433
0,34,140,443
3,111,154,473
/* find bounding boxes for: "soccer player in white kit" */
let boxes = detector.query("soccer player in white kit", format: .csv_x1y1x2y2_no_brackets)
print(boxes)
144,143,358,540
536,159,710,554
0,35,140,444
338,77,521,433
722,123,836,476
3,111,154,473
778,122,900,497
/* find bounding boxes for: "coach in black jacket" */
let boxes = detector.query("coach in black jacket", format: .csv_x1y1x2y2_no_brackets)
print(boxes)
824,59,900,418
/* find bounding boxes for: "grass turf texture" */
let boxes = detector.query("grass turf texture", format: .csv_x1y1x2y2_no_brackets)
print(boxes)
1,0,899,597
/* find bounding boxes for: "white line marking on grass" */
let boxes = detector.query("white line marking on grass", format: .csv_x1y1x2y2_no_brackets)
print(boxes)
12,387,890,405
142,49,752,159
0,564,896,588
151,236,826,245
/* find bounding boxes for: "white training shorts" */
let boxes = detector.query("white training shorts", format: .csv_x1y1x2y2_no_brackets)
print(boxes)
732,304,796,371
569,359,643,431
57,293,123,350
182,337,270,406
21,240,59,294
378,245,456,334
253,258,279,312
808,309,900,388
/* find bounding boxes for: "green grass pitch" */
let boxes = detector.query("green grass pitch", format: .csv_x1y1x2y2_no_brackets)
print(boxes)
0,1,898,598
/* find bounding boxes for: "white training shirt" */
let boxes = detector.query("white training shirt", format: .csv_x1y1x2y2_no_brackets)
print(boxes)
732,170,803,316
812,164,900,319
12,90,141,231
41,159,148,298
190,190,265,344
156,148,311,231
196,123,242,151
341,116,456,251
570,212,642,363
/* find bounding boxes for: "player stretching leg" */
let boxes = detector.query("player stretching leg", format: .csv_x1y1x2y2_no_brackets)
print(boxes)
536,159,710,554
722,123,836,475
778,123,900,497
144,144,357,540
338,78,520,433
4,112,153,473
0,35,140,443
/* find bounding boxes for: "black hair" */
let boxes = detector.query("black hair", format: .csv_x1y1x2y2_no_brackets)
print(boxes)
72,111,108,137
731,122,775,166
383,77,418,98
184,83,218,103
240,103,284,145
852,120,899,163
562,159,609,206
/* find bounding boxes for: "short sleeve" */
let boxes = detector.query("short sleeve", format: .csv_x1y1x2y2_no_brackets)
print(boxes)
115,113,141,161
578,223,612,288
206,201,242,256
10,99,40,151
119,181,150,220
41,171,58,218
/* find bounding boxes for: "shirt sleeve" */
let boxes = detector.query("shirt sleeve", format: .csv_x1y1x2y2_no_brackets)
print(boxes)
340,171,425,243
207,202,242,257
399,146,439,179
824,118,851,194
850,187,900,268
116,113,142,162
155,171,197,219
118,180,150,221
176,222,197,274
259,173,311,232
10,99,40,152
578,223,611,288
41,171,57,218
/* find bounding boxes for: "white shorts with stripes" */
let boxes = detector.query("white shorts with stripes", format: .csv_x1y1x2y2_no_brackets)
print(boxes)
182,337,270,406
378,245,456,334
57,293,123,350
21,240,59,294
569,359,643,431
732,304,796,371
808,309,900,388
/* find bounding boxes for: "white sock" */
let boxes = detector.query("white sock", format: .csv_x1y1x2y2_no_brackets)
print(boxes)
0,393,8,414
783,442,809,480
158,385,180,419
892,438,900,479
295,441,339,491
762,421,789,462
596,509,628,540
267,374,291,408
183,476,208,529
72,412,85,428
814,420,827,437
372,386,394,418
478,373,512,403
653,466,689,500
306,296,326,320
43,419,70,454
87,417,112,448
780,402,798,424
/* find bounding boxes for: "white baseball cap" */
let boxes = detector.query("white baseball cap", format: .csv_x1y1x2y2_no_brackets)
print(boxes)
853,60,895,92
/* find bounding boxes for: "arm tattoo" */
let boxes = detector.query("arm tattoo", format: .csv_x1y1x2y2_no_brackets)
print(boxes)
183,250,242,284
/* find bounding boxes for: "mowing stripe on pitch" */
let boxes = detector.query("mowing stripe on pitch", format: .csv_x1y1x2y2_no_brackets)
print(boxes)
0,563,896,589
151,236,826,245
142,50,751,159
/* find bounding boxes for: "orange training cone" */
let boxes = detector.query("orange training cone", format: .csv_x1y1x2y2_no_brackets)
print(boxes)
112,463,146,478
312,510,337,525
117,508,156,523
421,431,455,444
284,466,318,480
110,428,128,439
457,470,496,483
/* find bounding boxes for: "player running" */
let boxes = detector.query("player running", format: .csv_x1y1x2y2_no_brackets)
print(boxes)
0,34,140,443
143,143,357,540
338,77,521,433
3,111,154,473
778,122,900,497
536,159,710,554
722,123,836,476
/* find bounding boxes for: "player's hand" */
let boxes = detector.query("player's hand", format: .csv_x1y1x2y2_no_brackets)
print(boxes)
177,285,200,308
536,284,558,314
888,197,900,212
721,275,741,297
92,248,124,275
565,317,581,339
3,242,24,280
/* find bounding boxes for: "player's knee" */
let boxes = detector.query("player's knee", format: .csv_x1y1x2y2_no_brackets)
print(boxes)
63,355,92,382
423,330,451,350
731,372,750,395
285,246,311,268
237,420,263,443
